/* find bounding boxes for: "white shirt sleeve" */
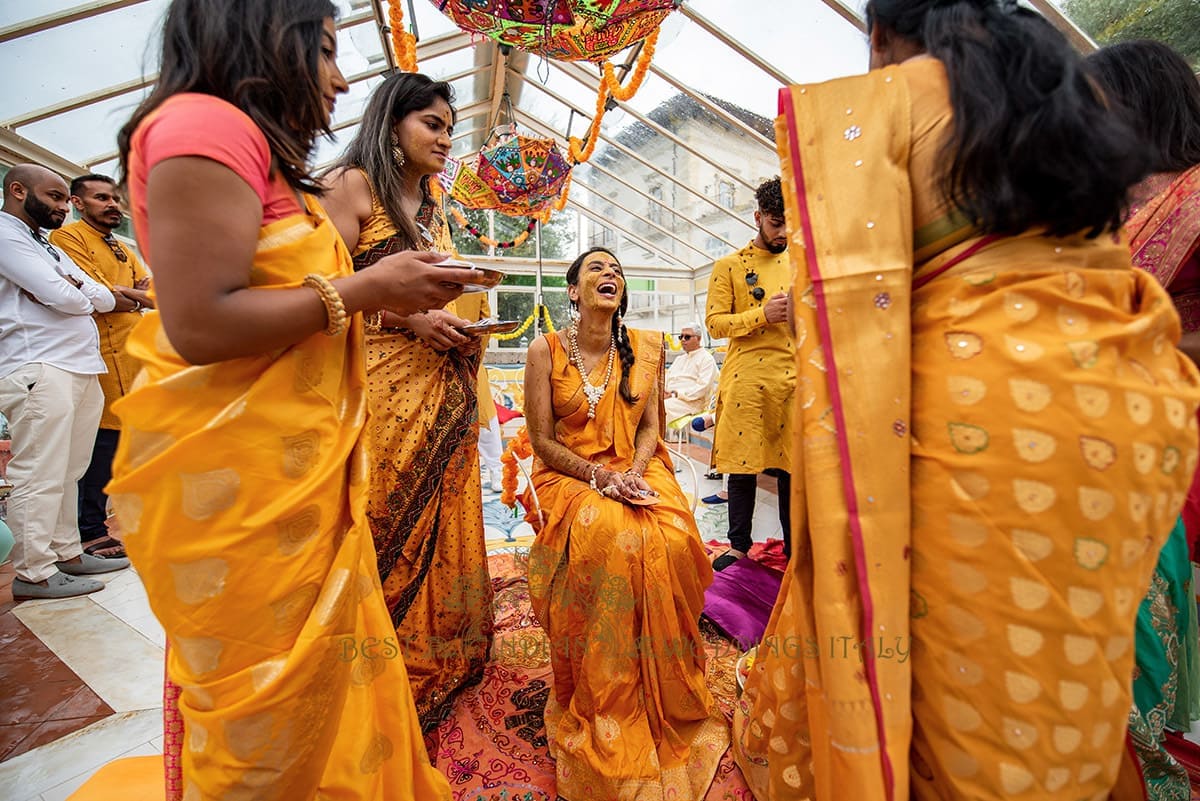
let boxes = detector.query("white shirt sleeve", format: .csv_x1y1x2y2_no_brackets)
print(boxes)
0,233,100,315
56,247,116,312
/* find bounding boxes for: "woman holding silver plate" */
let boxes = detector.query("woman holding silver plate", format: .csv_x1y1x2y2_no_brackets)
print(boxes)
323,71,495,733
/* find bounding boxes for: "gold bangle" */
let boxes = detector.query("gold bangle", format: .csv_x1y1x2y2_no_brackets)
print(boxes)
365,311,384,333
303,273,348,336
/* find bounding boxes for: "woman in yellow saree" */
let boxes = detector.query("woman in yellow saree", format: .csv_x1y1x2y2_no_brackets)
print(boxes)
733,2,1200,800
323,72,494,733
107,1,482,797
522,247,728,800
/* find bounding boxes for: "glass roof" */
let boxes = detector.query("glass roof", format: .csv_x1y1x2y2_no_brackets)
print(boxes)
2,0,1188,275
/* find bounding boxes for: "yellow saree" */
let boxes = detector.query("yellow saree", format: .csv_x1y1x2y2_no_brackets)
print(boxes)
108,196,450,800
525,329,728,800
733,57,1200,801
351,189,493,732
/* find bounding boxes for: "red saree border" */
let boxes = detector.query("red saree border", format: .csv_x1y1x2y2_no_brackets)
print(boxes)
781,87,896,801
912,234,1000,291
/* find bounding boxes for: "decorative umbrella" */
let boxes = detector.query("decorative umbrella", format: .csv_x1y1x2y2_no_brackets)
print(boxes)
441,127,572,217
430,0,678,62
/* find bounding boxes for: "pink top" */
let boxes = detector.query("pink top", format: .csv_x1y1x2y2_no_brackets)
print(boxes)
127,93,303,259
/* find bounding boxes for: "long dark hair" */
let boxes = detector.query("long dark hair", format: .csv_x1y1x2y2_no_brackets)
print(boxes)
567,247,638,404
118,0,336,194
1087,40,1200,175
329,72,455,250
866,0,1147,237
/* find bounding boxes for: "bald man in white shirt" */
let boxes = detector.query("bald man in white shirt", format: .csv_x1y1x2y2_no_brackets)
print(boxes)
0,164,130,600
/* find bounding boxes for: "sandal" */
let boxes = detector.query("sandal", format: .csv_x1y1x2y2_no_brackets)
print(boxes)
82,535,127,559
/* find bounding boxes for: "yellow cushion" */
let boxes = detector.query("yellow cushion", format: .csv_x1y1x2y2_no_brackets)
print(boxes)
486,365,526,412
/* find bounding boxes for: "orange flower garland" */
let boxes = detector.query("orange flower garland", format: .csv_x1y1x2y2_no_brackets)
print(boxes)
568,78,610,164
448,205,534,250
500,427,533,508
565,27,659,200
600,27,658,102
388,0,418,72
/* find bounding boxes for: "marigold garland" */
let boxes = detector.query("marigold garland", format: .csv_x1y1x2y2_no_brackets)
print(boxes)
490,305,555,342
449,205,534,250
600,27,658,102
388,0,417,72
492,312,536,341
566,28,659,187
500,427,533,508
568,79,610,164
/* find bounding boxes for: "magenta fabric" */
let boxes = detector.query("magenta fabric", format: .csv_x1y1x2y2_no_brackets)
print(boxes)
702,556,783,650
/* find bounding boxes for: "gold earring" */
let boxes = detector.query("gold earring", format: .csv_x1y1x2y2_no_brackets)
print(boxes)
391,139,406,168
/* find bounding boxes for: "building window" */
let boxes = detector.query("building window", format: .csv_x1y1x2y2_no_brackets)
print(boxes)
716,180,735,209
647,184,665,225
590,224,616,249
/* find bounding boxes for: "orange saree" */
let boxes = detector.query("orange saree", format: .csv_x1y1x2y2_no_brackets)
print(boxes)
732,57,1200,801
525,329,728,800
109,193,449,800
351,189,493,732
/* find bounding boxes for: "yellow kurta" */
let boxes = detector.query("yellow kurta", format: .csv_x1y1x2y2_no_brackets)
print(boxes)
524,329,729,801
108,194,449,800
733,55,1200,801
352,187,493,732
706,244,795,473
447,291,498,426
50,220,150,430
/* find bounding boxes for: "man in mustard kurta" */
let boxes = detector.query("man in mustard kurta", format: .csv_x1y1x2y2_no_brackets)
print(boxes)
705,177,795,570
49,175,153,559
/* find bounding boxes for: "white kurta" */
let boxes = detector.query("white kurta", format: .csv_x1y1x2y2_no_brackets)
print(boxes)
663,346,718,421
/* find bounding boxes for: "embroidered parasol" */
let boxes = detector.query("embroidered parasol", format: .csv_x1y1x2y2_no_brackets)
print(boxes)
441,126,572,217
430,0,678,62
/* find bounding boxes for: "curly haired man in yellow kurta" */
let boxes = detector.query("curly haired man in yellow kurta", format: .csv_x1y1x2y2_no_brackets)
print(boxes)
705,178,796,571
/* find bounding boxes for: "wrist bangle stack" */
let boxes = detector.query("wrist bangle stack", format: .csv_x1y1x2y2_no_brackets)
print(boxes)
303,273,348,336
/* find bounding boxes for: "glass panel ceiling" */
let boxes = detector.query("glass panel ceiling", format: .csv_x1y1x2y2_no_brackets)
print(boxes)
1,0,1188,273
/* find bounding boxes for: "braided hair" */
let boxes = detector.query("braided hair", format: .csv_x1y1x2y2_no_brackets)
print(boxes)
566,247,638,404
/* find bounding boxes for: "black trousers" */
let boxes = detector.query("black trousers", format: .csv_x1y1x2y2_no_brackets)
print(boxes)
78,428,119,543
727,469,791,558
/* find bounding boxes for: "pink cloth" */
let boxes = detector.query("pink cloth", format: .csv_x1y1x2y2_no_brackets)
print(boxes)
702,541,786,649
127,93,302,261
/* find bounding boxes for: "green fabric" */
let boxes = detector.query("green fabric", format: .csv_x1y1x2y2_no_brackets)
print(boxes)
1129,517,1196,801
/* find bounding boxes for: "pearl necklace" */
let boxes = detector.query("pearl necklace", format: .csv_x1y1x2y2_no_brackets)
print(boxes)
567,322,616,419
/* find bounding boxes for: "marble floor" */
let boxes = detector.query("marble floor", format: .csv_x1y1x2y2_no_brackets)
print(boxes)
0,445,779,800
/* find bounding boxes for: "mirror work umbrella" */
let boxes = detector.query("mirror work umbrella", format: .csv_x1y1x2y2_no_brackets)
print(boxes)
442,125,572,218
430,0,678,61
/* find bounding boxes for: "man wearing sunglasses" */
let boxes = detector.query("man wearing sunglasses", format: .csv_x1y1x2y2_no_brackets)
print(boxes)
704,177,796,571
51,175,154,561
0,163,128,601
664,322,718,425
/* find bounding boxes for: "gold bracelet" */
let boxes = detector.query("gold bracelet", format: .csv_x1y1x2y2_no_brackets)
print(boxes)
365,311,384,333
303,274,348,336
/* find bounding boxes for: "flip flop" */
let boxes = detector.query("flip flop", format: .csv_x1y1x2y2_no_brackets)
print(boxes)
82,535,127,559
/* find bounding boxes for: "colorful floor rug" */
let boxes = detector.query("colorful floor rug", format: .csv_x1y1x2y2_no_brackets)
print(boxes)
426,547,755,800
